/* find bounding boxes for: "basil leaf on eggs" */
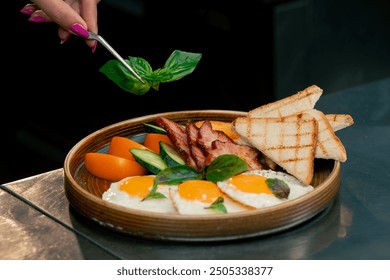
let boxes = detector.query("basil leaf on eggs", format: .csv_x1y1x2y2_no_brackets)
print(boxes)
143,165,202,201
265,178,290,199
205,154,249,183
155,165,202,185
205,197,227,214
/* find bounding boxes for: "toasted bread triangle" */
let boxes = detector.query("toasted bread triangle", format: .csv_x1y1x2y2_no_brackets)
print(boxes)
248,85,323,118
232,113,318,185
326,113,354,132
305,109,347,162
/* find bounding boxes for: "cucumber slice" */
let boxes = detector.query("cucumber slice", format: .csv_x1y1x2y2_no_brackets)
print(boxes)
130,148,168,174
143,123,167,134
159,142,186,167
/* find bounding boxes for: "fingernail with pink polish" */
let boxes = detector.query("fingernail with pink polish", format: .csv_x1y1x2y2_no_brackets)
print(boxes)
20,8,34,15
28,16,46,23
70,23,89,38
92,41,98,53
60,34,71,45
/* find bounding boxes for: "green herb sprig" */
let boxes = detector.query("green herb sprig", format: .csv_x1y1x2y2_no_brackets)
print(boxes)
99,50,202,95
205,197,227,214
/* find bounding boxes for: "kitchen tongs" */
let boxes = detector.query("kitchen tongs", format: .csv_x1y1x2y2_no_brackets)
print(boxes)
87,31,145,83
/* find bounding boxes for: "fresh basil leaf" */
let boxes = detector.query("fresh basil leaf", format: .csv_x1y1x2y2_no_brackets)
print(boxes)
99,60,151,95
142,179,167,201
99,50,202,95
148,70,165,91
266,178,290,199
99,60,125,85
152,68,173,85
127,56,153,77
160,50,202,82
155,165,202,186
143,191,166,201
143,166,201,200
205,154,249,183
205,197,227,214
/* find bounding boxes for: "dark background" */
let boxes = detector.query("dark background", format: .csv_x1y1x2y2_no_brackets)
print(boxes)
2,0,389,183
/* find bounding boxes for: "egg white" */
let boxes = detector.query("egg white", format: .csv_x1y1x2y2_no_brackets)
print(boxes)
169,182,250,215
101,170,313,214
102,175,177,214
217,169,314,209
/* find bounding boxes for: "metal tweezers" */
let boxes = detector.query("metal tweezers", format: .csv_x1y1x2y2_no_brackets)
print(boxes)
87,31,145,84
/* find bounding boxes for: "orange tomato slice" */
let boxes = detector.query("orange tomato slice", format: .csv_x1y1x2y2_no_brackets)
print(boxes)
108,136,150,161
143,133,173,154
84,152,148,181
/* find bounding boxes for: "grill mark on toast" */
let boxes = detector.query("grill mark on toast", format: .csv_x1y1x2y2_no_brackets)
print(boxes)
231,113,317,184
248,85,323,118
325,114,354,132
264,144,315,150
305,109,347,162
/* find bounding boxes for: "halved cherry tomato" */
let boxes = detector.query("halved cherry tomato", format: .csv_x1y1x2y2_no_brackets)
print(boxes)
108,136,150,161
84,152,147,181
143,133,173,154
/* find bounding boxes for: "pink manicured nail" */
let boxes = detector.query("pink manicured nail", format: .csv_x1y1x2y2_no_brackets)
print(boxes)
70,23,89,38
92,41,98,53
20,8,34,15
60,34,71,45
28,16,46,23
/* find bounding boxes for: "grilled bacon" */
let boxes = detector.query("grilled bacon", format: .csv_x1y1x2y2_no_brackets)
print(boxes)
205,140,264,170
196,120,234,154
186,122,206,169
154,117,264,172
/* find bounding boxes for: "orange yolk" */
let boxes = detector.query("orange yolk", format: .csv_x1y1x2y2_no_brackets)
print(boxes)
119,176,154,198
228,174,273,195
178,180,222,203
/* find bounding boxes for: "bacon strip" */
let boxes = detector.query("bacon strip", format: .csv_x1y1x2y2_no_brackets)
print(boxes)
196,120,234,155
154,117,264,171
205,141,264,170
186,122,206,169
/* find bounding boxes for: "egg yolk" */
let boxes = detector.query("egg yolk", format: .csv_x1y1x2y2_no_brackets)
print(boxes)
119,176,154,198
178,180,222,203
228,174,273,195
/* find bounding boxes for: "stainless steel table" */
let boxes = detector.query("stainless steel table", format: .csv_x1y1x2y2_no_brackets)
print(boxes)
1,78,390,260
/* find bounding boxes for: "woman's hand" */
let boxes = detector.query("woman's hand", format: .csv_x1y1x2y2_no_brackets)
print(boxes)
20,0,101,50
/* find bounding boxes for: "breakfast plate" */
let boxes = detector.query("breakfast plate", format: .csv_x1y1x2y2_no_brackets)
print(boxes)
63,110,340,242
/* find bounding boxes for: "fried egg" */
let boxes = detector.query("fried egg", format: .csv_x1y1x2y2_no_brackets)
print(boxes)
170,180,251,215
102,175,177,213
217,169,314,209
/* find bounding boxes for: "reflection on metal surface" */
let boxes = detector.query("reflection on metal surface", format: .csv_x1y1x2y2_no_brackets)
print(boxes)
282,197,342,259
0,187,87,260
284,198,354,259
338,203,353,238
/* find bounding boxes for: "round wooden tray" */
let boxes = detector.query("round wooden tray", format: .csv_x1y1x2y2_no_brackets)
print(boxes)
63,110,340,242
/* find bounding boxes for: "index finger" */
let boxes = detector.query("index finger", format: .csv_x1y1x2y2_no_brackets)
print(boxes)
31,0,88,34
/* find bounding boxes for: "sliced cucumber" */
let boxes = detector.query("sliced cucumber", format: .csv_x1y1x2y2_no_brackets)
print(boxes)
143,123,167,134
159,142,186,167
130,148,168,174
